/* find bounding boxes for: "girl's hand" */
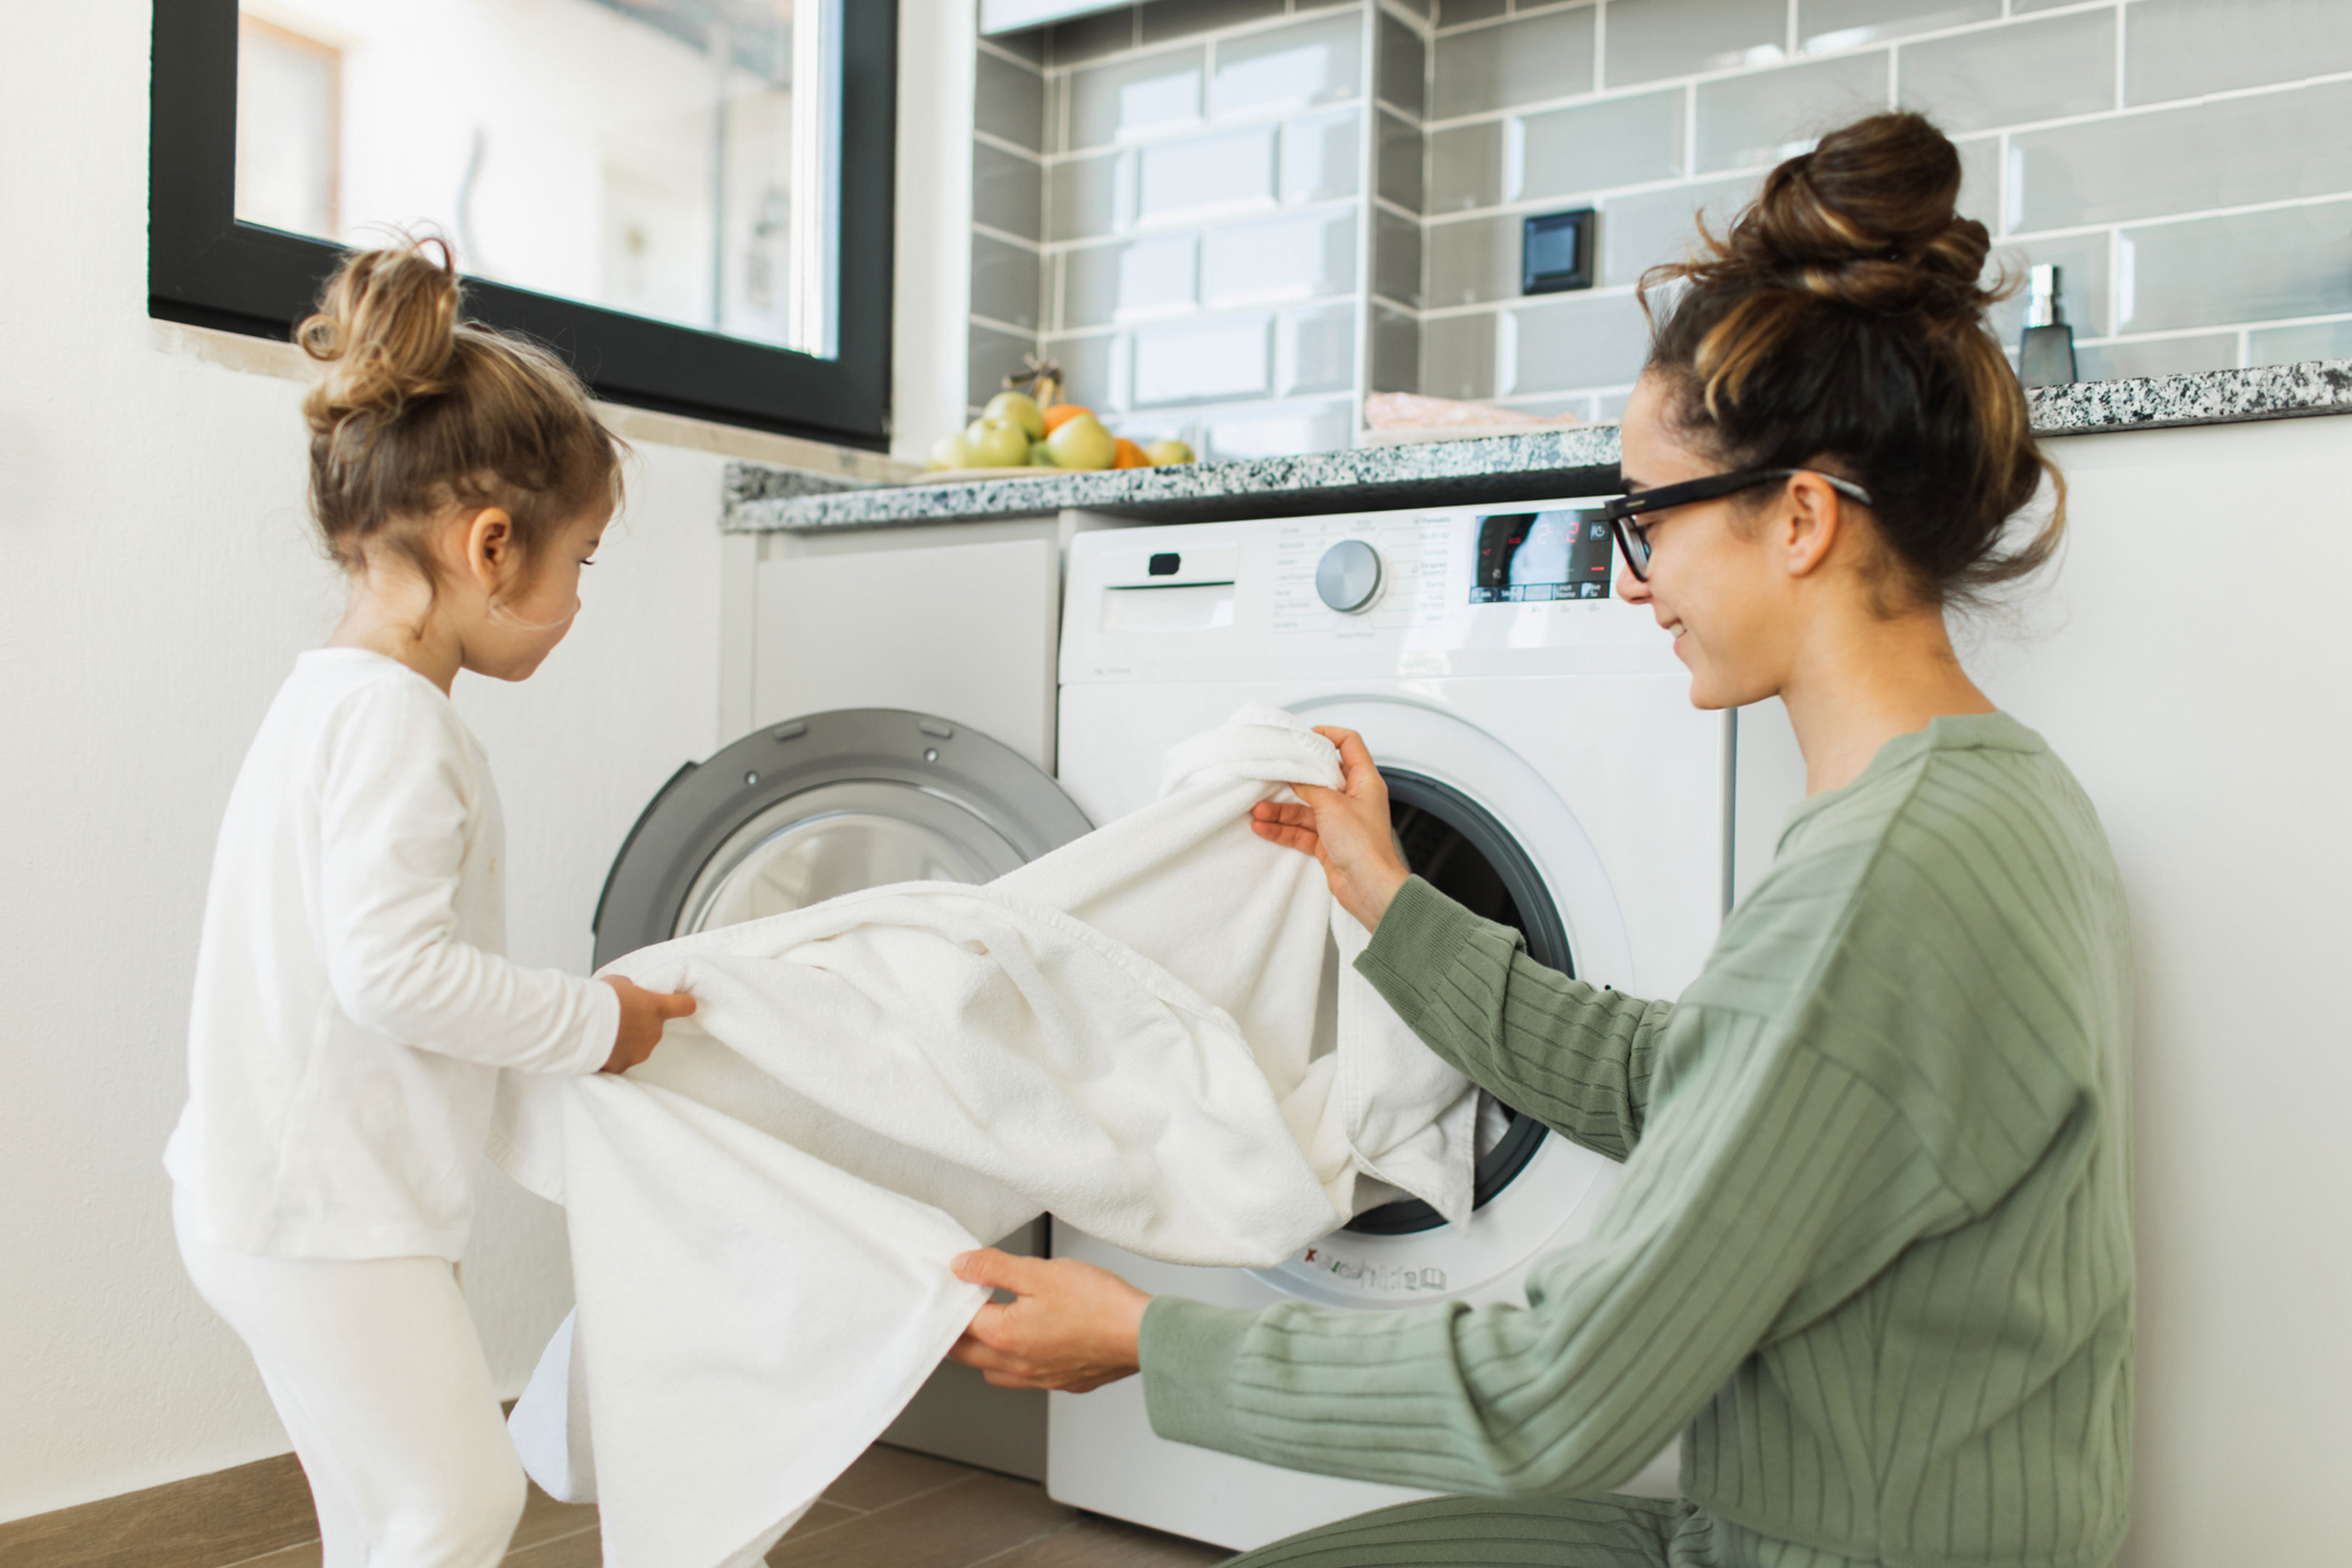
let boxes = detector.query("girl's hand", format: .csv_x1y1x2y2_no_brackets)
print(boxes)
1249,726,1410,932
945,1249,1150,1392
597,976,695,1074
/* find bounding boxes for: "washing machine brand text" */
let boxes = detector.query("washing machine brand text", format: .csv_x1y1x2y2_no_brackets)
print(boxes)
1302,1246,1447,1294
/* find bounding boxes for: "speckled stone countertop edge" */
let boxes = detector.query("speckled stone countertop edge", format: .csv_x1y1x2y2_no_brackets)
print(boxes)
724,360,2352,534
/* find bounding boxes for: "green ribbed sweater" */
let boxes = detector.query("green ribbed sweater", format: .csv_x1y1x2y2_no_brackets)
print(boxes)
1142,714,2134,1568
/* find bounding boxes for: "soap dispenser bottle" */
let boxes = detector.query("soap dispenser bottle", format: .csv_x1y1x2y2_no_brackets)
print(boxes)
2019,263,2078,388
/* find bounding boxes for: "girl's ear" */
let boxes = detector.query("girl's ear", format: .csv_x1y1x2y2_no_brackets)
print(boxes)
1780,475,1845,580
463,507,518,596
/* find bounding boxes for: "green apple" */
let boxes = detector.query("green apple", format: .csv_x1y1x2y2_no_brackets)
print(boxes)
985,391,1046,440
1029,440,1056,467
1045,413,1116,470
927,430,970,470
1143,438,1196,465
965,417,1031,469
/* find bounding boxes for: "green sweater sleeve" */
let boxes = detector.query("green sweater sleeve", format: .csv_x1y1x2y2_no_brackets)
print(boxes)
1140,1000,1967,1497
1355,876,1673,1161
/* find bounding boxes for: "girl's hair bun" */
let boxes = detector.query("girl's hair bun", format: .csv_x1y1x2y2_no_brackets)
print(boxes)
295,233,463,432
1714,112,1994,318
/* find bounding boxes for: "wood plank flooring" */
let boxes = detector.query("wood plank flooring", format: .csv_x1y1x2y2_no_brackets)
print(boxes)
0,1443,1233,1568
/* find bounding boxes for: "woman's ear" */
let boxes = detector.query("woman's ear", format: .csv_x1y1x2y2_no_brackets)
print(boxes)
1779,473,1845,580
462,507,518,597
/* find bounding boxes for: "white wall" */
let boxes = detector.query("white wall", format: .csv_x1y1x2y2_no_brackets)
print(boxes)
0,1,892,1522
1967,414,2352,1568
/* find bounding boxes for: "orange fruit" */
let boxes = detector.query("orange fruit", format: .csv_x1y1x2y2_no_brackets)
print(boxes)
1112,437,1148,469
1041,403,1094,434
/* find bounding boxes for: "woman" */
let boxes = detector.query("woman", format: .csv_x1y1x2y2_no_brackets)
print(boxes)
950,112,2133,1568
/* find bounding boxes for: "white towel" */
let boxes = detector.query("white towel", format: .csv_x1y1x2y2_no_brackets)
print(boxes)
492,705,1477,1567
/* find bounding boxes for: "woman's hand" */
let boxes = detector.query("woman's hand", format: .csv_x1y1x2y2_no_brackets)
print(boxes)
944,1249,1150,1392
597,976,696,1074
1250,726,1410,932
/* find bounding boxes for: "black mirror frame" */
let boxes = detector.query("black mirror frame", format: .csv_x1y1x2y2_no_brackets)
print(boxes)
150,0,897,448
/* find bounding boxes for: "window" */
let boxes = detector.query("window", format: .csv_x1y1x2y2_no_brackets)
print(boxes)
153,0,897,444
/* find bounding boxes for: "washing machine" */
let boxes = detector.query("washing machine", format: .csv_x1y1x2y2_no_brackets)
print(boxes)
1047,506,1802,1550
589,526,1101,1482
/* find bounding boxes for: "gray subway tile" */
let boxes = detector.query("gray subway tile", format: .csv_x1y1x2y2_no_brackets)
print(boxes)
2120,198,2352,335
1069,46,1205,150
969,320,1040,409
985,28,1048,65
1201,208,1357,305
1041,330,1124,411
976,49,1048,152
1284,107,1363,203
1391,0,1434,21
1429,119,1503,213
1606,0,1787,89
1212,12,1363,121
1048,7,1138,67
975,142,1045,240
1375,205,1424,306
2009,78,2352,232
1138,123,1279,221
1695,50,1889,173
1956,134,1999,235
1379,12,1427,118
1432,7,1596,120
2006,0,2079,11
1278,301,1359,395
1132,311,1275,403
1599,173,1759,285
2073,333,2242,383
1199,397,1354,459
1371,301,1421,391
2126,0,2352,108
1799,0,1998,54
1426,212,1522,306
1437,0,1508,29
1377,108,1426,212
1046,150,1126,242
971,232,1043,330
1516,86,1685,202
1062,232,1200,327
1421,309,1498,398
1985,232,2111,346
1897,9,2114,137
1506,290,1654,393
1141,0,1288,46
2247,317,2352,369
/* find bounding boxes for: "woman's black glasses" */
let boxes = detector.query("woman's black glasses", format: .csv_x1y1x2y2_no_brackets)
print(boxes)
1600,468,1874,581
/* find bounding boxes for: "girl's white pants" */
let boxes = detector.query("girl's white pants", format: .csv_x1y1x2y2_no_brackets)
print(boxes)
174,1188,528,1567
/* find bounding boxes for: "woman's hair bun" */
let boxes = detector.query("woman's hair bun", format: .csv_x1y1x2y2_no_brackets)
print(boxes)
1718,112,1994,316
295,233,462,431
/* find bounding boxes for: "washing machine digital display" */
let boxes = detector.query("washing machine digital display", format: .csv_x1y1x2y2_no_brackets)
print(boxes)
1470,509,1613,603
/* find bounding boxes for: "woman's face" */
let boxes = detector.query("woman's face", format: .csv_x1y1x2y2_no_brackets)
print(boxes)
1614,373,1796,711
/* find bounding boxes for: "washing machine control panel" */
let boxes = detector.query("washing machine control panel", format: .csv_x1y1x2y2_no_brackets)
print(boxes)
1066,502,1678,683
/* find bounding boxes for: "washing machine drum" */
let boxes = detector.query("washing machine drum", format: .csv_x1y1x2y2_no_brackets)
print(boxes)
1344,769,1566,1237
592,709,1093,970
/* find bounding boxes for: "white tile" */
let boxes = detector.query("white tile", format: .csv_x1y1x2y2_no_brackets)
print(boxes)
1138,124,1280,221
1200,208,1357,306
1069,46,1206,150
1061,233,1200,327
1283,107,1363,205
1278,302,1359,394
1132,312,1275,402
1212,12,1364,121
1199,398,1355,458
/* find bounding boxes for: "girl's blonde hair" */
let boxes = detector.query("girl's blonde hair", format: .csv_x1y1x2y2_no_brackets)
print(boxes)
295,235,624,589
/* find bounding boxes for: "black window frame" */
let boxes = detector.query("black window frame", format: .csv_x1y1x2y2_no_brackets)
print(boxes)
151,0,897,448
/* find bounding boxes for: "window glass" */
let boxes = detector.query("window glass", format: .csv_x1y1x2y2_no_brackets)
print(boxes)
234,0,838,357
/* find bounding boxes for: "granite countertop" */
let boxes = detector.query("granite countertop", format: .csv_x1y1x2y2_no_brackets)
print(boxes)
724,359,2352,534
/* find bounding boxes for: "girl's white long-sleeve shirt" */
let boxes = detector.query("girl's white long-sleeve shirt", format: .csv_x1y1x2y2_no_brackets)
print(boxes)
166,648,619,1261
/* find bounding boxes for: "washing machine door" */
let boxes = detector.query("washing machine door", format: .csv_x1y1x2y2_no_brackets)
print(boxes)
592,708,1092,968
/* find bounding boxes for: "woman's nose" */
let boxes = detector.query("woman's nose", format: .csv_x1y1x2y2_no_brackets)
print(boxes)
1616,566,1649,605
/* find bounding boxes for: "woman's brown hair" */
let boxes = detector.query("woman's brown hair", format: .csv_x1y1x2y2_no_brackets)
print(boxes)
295,235,624,593
1641,112,2062,611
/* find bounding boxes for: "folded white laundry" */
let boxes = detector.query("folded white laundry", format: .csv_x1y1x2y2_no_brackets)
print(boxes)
492,704,1477,1568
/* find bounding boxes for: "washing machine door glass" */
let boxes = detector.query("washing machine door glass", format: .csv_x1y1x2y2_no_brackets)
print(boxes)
674,783,1028,936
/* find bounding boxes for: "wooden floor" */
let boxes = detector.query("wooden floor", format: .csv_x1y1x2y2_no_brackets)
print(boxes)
0,1443,1233,1568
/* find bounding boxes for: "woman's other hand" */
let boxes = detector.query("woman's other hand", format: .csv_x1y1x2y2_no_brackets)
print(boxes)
597,975,695,1073
946,1249,1150,1392
1250,725,1410,931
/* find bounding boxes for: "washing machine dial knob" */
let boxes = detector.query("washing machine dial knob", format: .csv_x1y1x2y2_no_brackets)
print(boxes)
1315,539,1384,613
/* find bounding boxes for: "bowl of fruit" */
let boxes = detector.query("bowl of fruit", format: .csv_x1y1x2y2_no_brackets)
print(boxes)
924,379,1194,479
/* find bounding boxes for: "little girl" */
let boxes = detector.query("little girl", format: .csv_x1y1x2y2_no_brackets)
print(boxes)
165,238,694,1566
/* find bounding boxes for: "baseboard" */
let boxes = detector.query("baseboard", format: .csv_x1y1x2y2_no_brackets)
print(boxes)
0,1453,317,1568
